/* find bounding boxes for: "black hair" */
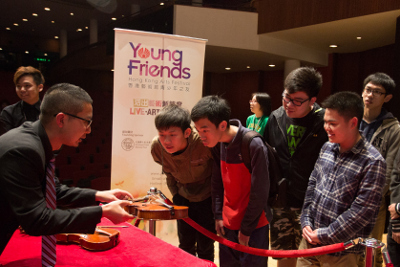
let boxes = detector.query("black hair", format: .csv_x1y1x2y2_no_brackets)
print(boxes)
40,83,92,126
284,67,323,98
363,72,396,95
191,95,231,129
322,91,364,128
154,104,191,133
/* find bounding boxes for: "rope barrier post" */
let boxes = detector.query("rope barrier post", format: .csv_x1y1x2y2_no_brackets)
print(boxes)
382,246,393,267
360,238,385,267
147,187,158,236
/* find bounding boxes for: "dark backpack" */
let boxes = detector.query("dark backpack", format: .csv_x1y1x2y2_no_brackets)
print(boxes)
241,130,286,208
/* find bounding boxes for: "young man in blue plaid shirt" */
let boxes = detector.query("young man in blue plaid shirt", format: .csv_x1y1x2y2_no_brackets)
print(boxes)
298,91,386,266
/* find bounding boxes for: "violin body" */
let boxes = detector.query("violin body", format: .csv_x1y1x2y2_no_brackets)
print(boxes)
125,202,188,220
55,228,119,251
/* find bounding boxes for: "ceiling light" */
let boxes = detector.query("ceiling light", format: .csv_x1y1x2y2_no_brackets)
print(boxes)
85,26,89,29
160,2,164,5
112,17,117,21
51,21,55,23
329,45,338,48
357,37,362,40
25,51,29,54
76,28,82,32
13,23,19,26
269,64,275,67
111,69,114,72
22,19,28,22
6,27,10,30
70,13,74,16
0,48,2,50
247,66,250,69
54,36,59,39
44,7,50,11
32,13,38,17
225,67,231,70
44,53,48,56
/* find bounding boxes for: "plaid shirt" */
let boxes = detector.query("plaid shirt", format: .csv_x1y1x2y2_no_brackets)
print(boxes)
301,137,386,256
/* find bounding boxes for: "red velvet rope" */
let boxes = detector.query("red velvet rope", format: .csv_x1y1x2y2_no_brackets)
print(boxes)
182,217,346,258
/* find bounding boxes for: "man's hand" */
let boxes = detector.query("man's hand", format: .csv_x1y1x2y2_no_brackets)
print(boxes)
392,231,400,244
302,226,320,245
388,203,400,220
95,189,133,203
101,200,134,224
238,231,250,246
215,219,225,237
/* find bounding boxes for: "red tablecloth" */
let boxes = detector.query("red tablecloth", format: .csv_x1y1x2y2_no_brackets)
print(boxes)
0,218,216,267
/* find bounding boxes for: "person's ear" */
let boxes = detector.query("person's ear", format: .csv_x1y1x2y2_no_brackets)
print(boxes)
38,84,44,93
218,121,227,132
350,117,358,129
55,113,66,128
184,128,191,138
309,96,317,106
384,94,393,103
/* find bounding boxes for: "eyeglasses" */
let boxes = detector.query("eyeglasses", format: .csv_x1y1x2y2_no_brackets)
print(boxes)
363,87,386,97
54,112,92,128
282,94,309,107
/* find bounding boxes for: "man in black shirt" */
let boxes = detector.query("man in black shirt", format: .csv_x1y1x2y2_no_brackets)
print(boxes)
0,83,134,258
0,66,44,135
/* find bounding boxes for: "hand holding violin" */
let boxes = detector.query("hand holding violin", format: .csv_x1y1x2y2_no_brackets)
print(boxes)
95,189,133,203
102,200,134,224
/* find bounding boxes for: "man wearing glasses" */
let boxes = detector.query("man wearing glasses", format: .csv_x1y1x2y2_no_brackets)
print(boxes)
263,67,327,267
358,73,400,267
0,83,134,259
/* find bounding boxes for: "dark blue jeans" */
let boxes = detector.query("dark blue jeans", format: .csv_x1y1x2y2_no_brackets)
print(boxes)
173,194,216,262
219,224,269,267
387,224,400,266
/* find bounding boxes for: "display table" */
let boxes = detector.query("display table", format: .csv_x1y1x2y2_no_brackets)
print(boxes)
0,218,216,267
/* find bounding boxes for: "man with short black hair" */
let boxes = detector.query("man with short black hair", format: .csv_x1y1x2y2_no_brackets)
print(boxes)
151,104,215,261
358,72,400,267
192,95,271,267
298,91,386,266
0,83,134,261
264,67,327,267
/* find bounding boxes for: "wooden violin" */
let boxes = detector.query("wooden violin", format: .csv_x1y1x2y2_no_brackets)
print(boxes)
55,227,119,251
125,201,188,220
125,192,188,220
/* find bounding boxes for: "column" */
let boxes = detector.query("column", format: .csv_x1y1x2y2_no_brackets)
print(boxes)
284,59,300,79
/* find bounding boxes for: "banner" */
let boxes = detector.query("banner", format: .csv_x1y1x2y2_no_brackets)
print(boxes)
111,28,207,244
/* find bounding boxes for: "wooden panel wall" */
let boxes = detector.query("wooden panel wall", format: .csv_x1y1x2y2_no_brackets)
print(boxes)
257,0,400,34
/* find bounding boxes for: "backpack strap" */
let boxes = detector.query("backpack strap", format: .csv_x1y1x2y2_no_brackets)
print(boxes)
241,130,261,173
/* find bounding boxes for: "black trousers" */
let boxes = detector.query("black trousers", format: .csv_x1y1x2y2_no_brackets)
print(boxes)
173,194,216,262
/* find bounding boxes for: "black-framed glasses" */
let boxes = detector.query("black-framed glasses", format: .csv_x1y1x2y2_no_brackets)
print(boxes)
54,112,92,128
363,87,386,97
282,93,310,107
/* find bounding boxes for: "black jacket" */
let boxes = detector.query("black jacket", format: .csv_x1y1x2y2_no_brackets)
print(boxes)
264,104,327,208
0,100,41,135
0,121,102,254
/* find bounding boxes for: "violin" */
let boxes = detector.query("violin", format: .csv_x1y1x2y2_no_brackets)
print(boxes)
125,201,188,220
125,192,188,220
55,227,120,251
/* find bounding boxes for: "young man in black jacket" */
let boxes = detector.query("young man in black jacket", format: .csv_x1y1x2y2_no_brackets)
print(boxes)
263,67,327,267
